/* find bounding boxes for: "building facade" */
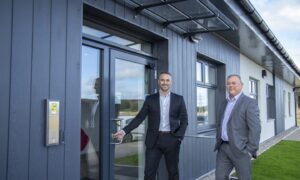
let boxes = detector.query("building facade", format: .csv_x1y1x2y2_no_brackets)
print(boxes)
1,0,300,180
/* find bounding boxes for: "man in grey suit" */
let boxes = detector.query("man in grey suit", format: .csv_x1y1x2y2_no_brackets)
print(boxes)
215,74,261,180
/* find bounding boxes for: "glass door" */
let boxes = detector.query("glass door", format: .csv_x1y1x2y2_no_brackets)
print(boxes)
81,45,101,180
110,50,153,180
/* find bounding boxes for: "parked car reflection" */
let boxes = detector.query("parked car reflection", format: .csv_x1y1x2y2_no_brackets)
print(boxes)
119,116,145,143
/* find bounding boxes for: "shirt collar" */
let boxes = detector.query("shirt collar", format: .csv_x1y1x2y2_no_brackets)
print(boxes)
159,90,171,97
227,91,243,102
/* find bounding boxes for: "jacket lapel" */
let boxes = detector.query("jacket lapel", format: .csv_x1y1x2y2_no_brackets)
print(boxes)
154,93,161,128
169,93,174,117
219,100,228,125
228,93,245,122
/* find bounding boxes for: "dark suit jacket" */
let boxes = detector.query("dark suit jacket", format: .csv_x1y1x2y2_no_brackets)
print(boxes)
123,92,188,148
214,93,261,158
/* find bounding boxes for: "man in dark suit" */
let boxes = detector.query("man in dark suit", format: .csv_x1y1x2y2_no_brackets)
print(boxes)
214,74,261,180
113,72,188,180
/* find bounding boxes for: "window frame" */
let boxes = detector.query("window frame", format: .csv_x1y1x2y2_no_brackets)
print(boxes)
249,78,258,101
288,92,292,117
266,84,275,120
196,60,218,133
196,61,217,87
82,21,153,56
283,90,286,117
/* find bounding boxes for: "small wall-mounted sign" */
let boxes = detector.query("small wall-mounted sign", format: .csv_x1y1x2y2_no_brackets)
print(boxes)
46,99,60,146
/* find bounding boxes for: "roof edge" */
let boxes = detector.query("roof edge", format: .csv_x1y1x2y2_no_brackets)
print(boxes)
236,0,300,78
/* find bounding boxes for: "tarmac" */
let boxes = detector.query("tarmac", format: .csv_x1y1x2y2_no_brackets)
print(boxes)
197,126,300,180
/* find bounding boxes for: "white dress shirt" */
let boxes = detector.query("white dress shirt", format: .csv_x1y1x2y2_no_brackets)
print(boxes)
221,92,243,141
159,91,171,131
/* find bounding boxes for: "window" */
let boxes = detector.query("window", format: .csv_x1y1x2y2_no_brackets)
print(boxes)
197,87,216,127
283,90,286,117
196,62,203,82
249,78,258,100
196,61,217,132
204,64,216,85
288,92,292,117
82,24,152,55
266,85,275,119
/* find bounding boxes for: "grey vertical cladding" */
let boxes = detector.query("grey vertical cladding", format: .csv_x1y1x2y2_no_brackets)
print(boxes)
180,137,216,179
28,0,51,180
0,0,12,179
105,0,115,13
48,0,67,179
115,0,125,18
275,76,285,134
2,0,82,179
64,0,82,179
7,0,33,180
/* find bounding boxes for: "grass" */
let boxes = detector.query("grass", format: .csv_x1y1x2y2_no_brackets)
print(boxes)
251,140,300,180
115,154,140,166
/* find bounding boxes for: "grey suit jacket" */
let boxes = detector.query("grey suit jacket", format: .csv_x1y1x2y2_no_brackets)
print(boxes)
214,93,261,158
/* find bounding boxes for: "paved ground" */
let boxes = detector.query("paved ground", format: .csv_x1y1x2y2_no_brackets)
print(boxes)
197,126,300,180
284,127,300,141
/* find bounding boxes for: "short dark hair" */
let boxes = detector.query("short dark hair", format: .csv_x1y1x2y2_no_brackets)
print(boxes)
227,74,243,83
159,72,172,77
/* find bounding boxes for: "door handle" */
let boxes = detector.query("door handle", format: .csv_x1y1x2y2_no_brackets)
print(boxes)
110,118,123,145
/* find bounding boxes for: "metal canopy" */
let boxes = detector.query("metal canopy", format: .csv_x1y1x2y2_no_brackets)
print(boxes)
123,0,237,36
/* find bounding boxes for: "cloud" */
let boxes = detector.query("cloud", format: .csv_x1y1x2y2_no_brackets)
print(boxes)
279,5,300,24
253,1,300,30
251,0,300,68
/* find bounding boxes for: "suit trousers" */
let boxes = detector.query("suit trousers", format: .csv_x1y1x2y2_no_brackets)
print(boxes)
215,143,251,180
144,133,181,180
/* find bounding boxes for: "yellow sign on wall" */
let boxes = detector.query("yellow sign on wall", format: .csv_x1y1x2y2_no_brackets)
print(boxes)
46,100,60,146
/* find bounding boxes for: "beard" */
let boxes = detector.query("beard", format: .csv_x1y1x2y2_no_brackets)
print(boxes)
160,85,169,92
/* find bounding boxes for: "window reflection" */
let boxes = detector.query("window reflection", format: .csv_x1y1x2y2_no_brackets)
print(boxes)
196,62,202,82
82,26,109,39
82,25,152,55
197,87,216,129
114,59,147,180
196,59,218,132
104,36,134,46
204,65,216,85
81,45,100,180
249,78,258,100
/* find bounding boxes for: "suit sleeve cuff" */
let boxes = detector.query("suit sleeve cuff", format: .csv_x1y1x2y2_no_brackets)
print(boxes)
121,130,126,135
247,152,253,158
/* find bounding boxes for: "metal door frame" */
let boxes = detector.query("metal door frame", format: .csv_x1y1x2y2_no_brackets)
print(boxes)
82,38,156,180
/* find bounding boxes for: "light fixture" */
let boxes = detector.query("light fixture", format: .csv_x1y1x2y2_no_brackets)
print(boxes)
262,70,267,78
189,34,202,43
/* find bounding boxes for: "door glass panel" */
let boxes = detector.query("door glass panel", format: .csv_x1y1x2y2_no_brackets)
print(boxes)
81,45,101,180
114,58,148,180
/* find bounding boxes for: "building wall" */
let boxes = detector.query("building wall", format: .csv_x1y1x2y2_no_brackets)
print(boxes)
274,76,296,134
83,1,240,179
275,76,287,134
240,54,275,142
3,0,296,180
282,81,296,129
0,0,82,180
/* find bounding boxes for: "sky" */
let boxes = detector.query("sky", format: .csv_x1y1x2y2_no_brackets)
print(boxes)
250,0,300,69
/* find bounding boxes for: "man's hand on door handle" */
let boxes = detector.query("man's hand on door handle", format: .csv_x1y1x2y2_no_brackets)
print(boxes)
112,130,126,140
